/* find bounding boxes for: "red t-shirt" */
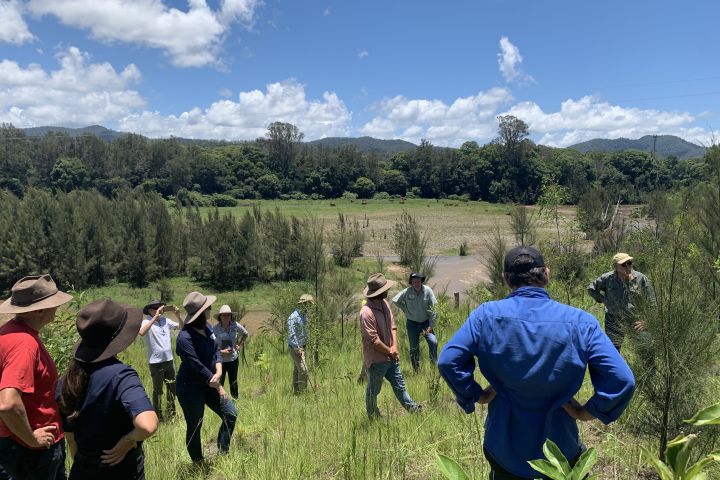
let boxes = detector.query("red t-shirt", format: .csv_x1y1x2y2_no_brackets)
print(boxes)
0,319,63,449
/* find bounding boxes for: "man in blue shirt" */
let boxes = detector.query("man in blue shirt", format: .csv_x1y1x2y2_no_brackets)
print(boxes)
287,294,314,394
438,246,635,479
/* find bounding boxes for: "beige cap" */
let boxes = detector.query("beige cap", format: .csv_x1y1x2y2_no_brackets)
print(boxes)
612,253,634,265
298,294,315,304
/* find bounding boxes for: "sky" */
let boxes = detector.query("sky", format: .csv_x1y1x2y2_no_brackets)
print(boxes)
0,0,719,148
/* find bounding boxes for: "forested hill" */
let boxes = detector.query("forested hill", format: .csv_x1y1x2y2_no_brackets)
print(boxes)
569,135,705,160
306,136,416,155
22,125,124,141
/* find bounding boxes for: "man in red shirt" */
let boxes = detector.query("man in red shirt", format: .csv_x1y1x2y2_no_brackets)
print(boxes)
0,275,72,480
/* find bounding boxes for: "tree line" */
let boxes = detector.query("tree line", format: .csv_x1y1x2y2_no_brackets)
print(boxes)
0,189,365,293
0,117,706,206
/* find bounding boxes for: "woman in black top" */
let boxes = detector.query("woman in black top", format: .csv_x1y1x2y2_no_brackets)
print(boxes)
176,292,237,464
57,299,158,480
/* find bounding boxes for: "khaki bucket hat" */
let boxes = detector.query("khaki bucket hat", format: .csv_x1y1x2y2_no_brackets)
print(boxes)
0,275,72,314
183,291,217,325
363,273,396,299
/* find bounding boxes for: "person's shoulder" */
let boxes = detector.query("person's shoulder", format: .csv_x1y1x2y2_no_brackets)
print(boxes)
0,322,39,349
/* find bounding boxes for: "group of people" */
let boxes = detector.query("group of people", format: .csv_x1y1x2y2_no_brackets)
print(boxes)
289,249,651,479
0,247,653,479
0,275,246,479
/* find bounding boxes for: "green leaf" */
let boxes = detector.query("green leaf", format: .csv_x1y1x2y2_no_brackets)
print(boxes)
641,446,675,480
684,450,720,478
543,439,572,476
570,448,597,480
436,453,471,480
527,459,566,480
665,434,696,475
686,402,720,426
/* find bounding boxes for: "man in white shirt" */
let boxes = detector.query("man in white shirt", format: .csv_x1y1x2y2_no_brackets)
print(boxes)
139,299,183,420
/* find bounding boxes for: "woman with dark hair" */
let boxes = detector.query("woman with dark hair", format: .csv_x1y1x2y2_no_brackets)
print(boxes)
176,292,237,465
56,299,158,480
213,304,249,400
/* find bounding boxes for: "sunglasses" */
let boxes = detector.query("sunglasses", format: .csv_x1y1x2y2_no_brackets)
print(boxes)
623,262,633,268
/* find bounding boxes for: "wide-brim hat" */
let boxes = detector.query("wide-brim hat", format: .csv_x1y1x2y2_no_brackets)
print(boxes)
0,274,73,315
142,299,164,315
612,252,634,265
364,273,396,298
408,272,426,284
73,299,143,363
213,304,235,320
298,294,315,304
183,292,217,325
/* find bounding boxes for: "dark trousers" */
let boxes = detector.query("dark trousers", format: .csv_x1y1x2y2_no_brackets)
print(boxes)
177,381,237,462
69,448,144,480
220,358,239,399
0,437,66,480
406,319,438,371
148,360,176,417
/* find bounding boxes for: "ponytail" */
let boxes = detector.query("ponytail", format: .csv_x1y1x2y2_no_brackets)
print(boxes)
58,359,89,426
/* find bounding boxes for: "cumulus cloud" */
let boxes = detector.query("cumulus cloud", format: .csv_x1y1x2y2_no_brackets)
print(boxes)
358,50,369,59
0,46,144,126
0,0,34,45
27,0,261,67
359,87,514,145
119,79,352,140
501,95,711,146
497,36,534,84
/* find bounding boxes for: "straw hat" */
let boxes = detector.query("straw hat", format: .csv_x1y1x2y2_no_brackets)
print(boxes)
298,294,315,304
213,304,235,320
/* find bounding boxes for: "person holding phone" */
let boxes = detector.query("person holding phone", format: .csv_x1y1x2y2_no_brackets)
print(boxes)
138,300,183,420
212,305,249,400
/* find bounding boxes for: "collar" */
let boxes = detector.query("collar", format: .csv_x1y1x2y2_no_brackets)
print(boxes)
508,286,550,299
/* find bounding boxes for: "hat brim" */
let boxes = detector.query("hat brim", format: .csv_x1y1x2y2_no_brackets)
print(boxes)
185,295,217,325
213,310,236,320
363,279,396,298
408,275,426,284
142,302,164,315
0,291,73,315
73,306,143,363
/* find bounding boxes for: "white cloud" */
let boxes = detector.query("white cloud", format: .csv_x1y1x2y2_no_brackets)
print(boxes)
323,7,330,16
218,88,233,98
497,36,534,85
502,95,712,146
358,50,369,59
359,87,513,145
0,0,34,45
0,46,144,126
27,0,261,67
119,79,352,140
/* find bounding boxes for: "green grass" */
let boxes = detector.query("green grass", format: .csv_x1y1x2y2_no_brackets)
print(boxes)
196,198,511,220
78,287,656,480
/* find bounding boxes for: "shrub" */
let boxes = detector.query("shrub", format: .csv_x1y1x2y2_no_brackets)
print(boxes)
373,191,391,200
209,193,238,207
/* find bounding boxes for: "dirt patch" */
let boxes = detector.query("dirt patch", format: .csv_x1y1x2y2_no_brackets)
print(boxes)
239,309,270,335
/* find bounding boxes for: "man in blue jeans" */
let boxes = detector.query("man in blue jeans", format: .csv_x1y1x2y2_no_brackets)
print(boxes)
360,273,420,418
392,272,438,372
438,246,635,479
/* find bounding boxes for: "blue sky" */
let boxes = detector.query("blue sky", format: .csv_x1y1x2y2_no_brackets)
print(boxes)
0,0,718,147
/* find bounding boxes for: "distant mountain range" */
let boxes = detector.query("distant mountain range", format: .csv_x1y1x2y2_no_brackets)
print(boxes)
18,126,706,160
306,136,417,155
569,135,705,160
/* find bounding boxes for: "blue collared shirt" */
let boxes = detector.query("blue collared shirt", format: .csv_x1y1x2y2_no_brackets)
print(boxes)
438,287,635,478
287,310,308,349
